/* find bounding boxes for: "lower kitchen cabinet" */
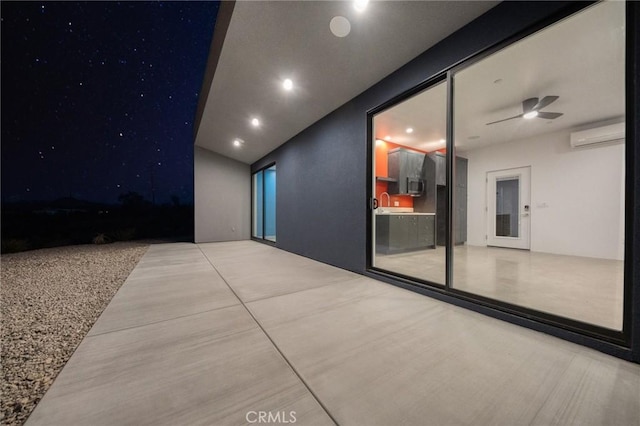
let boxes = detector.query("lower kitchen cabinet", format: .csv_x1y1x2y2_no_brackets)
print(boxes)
418,215,435,248
376,214,436,254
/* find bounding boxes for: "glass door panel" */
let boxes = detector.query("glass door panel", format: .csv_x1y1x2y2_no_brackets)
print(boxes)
264,165,276,242
486,167,530,249
371,80,447,285
252,171,264,239
496,178,519,238
252,165,276,242
451,1,625,330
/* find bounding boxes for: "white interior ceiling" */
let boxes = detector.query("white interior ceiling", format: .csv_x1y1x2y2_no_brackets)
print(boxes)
195,0,499,164
374,1,626,153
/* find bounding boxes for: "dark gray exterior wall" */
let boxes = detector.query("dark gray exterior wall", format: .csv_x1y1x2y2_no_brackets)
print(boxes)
251,1,640,362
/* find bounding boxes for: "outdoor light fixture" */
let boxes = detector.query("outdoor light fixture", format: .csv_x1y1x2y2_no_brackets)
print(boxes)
330,16,351,38
283,78,293,91
354,0,369,12
251,118,260,127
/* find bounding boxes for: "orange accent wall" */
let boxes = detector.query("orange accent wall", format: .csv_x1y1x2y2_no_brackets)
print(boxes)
375,140,415,208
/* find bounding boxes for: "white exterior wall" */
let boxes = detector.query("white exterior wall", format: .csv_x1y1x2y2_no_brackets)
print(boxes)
194,146,250,243
460,130,625,260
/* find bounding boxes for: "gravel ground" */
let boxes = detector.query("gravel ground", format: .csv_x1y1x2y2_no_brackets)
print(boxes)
1,242,149,425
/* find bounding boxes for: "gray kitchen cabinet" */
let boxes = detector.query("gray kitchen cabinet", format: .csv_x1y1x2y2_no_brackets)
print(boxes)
455,157,468,244
388,148,425,195
435,156,468,246
418,215,436,248
436,186,447,246
375,214,436,254
434,152,446,186
388,215,409,252
406,216,419,248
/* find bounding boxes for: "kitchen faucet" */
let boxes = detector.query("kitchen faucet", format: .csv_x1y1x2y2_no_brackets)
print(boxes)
380,192,390,207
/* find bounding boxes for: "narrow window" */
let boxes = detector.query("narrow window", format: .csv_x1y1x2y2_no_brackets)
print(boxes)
252,164,276,242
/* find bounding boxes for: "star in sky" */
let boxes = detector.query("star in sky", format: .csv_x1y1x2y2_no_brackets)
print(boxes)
1,1,219,204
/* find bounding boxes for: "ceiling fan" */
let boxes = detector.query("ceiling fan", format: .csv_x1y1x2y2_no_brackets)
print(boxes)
486,96,563,125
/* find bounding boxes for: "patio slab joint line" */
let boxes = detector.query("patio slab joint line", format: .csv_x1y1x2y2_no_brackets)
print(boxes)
87,303,241,338
198,245,340,426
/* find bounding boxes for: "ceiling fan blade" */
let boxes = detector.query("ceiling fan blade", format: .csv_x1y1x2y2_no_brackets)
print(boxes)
486,114,523,125
533,96,559,111
522,98,538,113
537,112,563,119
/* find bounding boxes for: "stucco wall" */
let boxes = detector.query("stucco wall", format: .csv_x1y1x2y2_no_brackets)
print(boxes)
194,146,250,242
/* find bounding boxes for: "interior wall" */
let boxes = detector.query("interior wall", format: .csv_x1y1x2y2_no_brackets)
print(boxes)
194,146,250,242
461,130,625,260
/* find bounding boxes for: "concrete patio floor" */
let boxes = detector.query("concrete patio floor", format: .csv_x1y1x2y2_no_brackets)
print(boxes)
27,241,640,425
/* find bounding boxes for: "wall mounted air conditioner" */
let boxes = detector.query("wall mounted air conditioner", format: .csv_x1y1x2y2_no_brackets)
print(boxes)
570,122,625,148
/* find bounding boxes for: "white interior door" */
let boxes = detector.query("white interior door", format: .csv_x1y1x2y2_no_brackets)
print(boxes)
487,167,531,249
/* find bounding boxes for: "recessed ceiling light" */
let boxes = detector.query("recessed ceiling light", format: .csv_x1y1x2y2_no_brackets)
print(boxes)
283,78,293,91
493,78,503,84
523,111,539,119
375,139,385,146
406,127,414,134
330,16,351,37
385,135,392,141
354,0,369,12
233,138,244,147
439,139,446,143
251,118,260,127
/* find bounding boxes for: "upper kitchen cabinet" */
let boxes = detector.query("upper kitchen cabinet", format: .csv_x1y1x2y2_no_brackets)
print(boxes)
433,152,446,186
434,155,468,246
387,148,426,196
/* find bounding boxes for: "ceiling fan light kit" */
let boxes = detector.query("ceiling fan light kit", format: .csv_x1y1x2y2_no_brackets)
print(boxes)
486,95,563,125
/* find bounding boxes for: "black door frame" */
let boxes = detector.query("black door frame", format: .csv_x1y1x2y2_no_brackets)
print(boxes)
251,162,277,245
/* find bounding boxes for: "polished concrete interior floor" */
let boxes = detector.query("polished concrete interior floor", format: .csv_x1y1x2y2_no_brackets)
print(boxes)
375,245,624,330
28,241,638,425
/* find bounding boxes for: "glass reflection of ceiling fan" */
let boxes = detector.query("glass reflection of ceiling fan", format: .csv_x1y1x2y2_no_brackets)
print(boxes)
486,96,563,125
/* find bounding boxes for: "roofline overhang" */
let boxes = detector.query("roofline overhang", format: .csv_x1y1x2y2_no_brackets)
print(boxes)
194,0,236,143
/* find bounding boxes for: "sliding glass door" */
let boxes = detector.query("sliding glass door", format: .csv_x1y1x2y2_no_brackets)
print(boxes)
451,1,625,331
371,80,447,285
370,1,626,337
252,164,276,242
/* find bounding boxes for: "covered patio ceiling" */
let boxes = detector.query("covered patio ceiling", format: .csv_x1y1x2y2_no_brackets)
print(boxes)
194,0,498,165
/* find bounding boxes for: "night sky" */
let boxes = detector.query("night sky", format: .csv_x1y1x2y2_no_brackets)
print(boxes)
1,1,219,205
